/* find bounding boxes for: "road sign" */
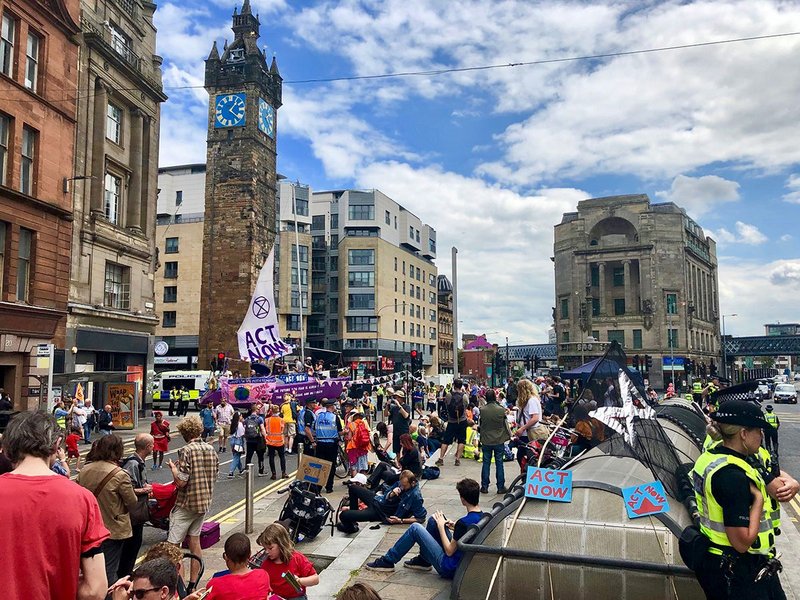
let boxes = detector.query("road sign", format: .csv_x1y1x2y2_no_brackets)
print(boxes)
621,481,669,519
37,344,51,357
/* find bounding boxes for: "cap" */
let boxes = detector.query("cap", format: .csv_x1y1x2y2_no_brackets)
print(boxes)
306,397,318,404
713,400,769,429
765,405,773,411
323,399,337,407
393,390,406,398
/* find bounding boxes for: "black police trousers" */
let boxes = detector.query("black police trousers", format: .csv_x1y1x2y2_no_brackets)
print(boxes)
695,552,786,600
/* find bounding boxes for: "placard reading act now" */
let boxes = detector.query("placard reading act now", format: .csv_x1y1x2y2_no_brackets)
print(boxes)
524,467,573,502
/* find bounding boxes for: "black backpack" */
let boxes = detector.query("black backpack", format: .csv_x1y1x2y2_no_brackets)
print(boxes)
244,415,261,439
447,391,465,420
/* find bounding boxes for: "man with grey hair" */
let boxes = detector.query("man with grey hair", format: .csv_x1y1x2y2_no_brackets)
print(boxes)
119,433,155,577
0,411,109,600
97,403,115,435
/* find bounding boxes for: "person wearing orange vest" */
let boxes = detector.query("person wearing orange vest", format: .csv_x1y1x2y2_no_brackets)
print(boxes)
265,405,287,480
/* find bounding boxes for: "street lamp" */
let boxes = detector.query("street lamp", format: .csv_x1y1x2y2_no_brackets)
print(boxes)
721,313,737,382
375,301,406,378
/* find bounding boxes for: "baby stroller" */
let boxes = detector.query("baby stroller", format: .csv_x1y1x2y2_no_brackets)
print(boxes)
276,480,334,543
148,481,178,530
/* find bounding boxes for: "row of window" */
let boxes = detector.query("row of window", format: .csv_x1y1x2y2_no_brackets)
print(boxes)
395,257,435,287
562,329,647,349
0,221,31,302
560,292,681,319
1,11,41,92
392,320,437,339
0,114,36,194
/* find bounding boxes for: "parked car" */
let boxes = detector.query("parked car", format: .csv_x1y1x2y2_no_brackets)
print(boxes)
794,373,800,382
755,380,772,401
773,383,798,404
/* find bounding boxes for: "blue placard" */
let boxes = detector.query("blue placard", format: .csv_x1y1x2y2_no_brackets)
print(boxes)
621,481,669,519
524,467,573,502
278,373,309,385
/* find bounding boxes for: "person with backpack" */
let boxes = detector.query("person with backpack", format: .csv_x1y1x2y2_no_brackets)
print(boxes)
243,405,267,477
436,379,468,467
313,399,343,493
265,405,287,480
346,412,371,476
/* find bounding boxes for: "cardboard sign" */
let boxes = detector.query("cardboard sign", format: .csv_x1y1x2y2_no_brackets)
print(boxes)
621,481,669,519
524,467,573,502
297,453,333,486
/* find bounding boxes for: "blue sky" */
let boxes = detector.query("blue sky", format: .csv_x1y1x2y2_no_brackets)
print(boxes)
154,0,800,343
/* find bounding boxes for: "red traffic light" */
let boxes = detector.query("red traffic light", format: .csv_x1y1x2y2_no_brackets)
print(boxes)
217,352,226,360
410,350,418,358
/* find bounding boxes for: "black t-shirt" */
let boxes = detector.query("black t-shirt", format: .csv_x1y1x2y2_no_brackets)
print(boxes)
302,408,316,438
400,447,422,476
709,447,756,528
389,401,410,434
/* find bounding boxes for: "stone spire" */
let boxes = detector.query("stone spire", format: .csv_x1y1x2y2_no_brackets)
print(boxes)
207,40,220,61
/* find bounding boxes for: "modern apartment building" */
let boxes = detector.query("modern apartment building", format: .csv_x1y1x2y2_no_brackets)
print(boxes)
65,0,166,379
309,189,438,376
0,0,79,408
554,194,720,389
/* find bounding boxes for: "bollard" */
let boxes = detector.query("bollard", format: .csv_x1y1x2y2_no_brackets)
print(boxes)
245,464,254,534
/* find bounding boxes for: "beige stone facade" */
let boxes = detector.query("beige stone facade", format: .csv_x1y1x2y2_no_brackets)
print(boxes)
554,194,720,389
437,275,454,374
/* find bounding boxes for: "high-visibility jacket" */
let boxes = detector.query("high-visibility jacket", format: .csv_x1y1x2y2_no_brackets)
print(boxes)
755,446,781,530
692,449,775,556
765,413,779,429
180,390,190,402
265,416,285,447
692,381,703,394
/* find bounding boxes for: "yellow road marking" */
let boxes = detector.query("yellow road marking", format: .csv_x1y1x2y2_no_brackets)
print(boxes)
790,496,800,516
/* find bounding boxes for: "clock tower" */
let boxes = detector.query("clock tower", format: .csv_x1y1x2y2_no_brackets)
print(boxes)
199,0,282,370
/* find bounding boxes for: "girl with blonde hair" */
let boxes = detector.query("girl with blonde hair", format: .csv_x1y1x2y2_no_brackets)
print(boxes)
256,523,319,599
512,379,545,471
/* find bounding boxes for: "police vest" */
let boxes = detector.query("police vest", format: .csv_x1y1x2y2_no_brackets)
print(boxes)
765,413,778,428
755,446,781,530
265,416,284,446
692,450,775,556
315,411,339,442
170,390,179,400
692,381,703,393
181,390,190,401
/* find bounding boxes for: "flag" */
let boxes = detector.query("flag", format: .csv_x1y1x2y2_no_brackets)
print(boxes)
237,247,294,362
75,383,85,403
590,368,656,446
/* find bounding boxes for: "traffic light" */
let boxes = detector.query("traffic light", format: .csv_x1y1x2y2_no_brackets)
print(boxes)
710,360,717,376
525,356,531,371
686,359,694,375
410,349,418,374
633,355,640,369
645,355,653,369
534,355,540,372
212,352,226,373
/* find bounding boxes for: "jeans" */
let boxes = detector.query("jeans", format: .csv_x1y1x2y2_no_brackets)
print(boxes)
229,439,244,474
338,486,384,531
481,444,506,491
83,422,92,443
427,438,442,454
384,517,452,577
100,538,127,587
100,429,113,436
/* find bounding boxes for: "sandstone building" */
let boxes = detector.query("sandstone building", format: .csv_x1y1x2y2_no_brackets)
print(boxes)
553,194,720,389
437,274,454,374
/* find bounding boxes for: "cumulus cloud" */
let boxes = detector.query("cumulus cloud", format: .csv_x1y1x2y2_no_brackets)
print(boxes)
709,221,767,246
783,174,800,204
769,261,800,285
655,174,740,218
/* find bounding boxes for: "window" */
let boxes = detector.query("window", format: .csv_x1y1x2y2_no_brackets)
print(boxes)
16,227,31,301
409,284,414,297
348,293,374,309
562,331,570,343
430,327,436,340
0,113,9,185
430,309,436,321
348,204,374,220
429,238,436,253
345,229,374,237
329,319,338,334
560,298,569,319
591,330,599,340
592,298,600,317
612,267,625,287
24,32,39,91
348,271,374,288
109,22,132,62
348,249,374,265
292,244,309,263
416,267,421,281
347,316,376,332
20,126,36,195
415,229,420,243
163,286,177,303
416,306,421,318
0,222,5,296
104,172,121,224
429,291,435,304
0,13,14,77
614,298,626,316
385,210,391,225
668,328,678,348
590,265,599,287
330,234,339,245
330,276,338,289
312,235,325,249
103,262,130,309
632,329,643,349
409,320,414,336
164,261,178,278
409,226,414,238
329,256,338,271
105,103,123,144
394,320,398,334
394,257,398,271
175,190,182,205
291,290,308,309
162,311,177,328
294,197,308,216
608,330,625,346
330,213,338,229
429,274,435,286
312,215,325,230
416,324,421,337
329,297,338,313
666,293,678,315
286,315,301,331
165,237,179,253
394,278,397,292
291,267,308,285
312,294,326,312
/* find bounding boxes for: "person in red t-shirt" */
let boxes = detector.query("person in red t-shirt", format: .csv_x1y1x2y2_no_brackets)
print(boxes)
0,411,109,600
66,425,83,471
185,533,270,600
256,523,319,599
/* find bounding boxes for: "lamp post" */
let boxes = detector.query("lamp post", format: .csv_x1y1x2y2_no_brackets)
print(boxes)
721,313,737,382
375,301,406,378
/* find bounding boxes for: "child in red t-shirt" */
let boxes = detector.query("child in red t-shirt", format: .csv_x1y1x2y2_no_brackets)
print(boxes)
184,533,269,600
65,427,82,471
256,523,319,599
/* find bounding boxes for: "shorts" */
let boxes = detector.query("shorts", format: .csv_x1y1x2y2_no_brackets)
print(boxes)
284,422,297,436
67,449,79,458
202,427,215,438
443,420,468,445
167,505,206,543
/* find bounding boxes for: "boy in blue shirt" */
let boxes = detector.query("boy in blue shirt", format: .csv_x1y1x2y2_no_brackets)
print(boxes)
366,478,484,578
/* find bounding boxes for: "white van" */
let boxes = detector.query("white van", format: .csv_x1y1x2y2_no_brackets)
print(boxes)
151,370,211,411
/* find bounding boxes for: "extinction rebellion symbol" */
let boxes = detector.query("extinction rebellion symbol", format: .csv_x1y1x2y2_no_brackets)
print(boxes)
252,296,271,319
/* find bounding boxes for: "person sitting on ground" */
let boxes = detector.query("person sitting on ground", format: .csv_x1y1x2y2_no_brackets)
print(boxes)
339,582,383,600
366,478,485,577
368,433,422,490
337,469,426,534
256,523,319,599
426,415,444,455
185,533,270,600
110,558,179,600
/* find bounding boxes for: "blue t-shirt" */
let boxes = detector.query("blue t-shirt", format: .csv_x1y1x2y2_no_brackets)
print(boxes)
200,408,215,429
441,511,484,577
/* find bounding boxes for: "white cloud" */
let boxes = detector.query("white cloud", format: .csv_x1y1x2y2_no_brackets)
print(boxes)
709,221,767,246
655,174,740,218
783,174,800,204
780,234,793,242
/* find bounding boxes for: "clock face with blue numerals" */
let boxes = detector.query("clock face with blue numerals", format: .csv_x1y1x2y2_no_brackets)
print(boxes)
258,98,275,138
214,93,246,128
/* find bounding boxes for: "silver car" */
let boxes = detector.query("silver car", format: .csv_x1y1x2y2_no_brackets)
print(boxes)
773,383,797,404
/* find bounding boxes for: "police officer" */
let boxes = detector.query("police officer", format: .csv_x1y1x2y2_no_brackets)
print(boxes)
179,385,190,416
692,378,705,405
314,399,343,493
763,406,780,455
168,386,178,417
692,400,796,599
